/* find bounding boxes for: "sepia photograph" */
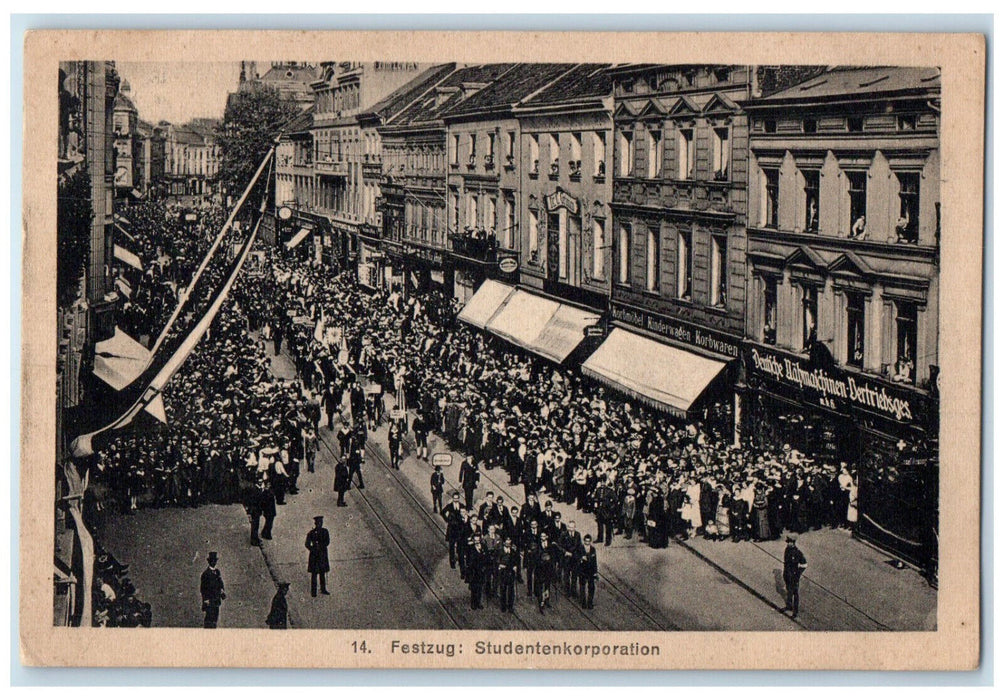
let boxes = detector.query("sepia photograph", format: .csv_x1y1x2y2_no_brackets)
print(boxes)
20,29,985,670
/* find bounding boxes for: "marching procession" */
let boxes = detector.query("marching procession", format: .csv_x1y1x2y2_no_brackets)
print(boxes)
79,194,851,625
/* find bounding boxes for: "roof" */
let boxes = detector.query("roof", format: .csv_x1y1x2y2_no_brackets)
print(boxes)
753,66,941,105
113,91,137,113
361,63,457,121
386,64,516,127
259,64,320,84
518,63,612,108
441,63,573,120
284,107,316,136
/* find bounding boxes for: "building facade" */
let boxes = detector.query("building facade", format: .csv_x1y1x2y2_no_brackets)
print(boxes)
514,64,613,311
742,66,941,565
605,64,754,436
442,63,574,302
283,62,431,274
162,120,221,197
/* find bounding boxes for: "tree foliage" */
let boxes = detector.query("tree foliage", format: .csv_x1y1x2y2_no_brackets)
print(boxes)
57,167,93,308
215,84,300,197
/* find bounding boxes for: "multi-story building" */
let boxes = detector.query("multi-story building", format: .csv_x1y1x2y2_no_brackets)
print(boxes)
742,66,941,565
111,80,141,196
441,63,574,303
135,119,166,198
237,61,319,112
302,61,431,273
587,65,753,436
58,61,118,308
162,119,221,197
513,63,613,311
377,63,513,296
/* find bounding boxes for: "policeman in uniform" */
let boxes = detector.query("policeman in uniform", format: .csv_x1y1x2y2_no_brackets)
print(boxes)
200,552,226,628
783,534,808,618
305,515,331,597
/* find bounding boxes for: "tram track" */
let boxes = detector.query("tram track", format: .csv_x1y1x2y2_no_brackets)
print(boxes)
313,416,465,630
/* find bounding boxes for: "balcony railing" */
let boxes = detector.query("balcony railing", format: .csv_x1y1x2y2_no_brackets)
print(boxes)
449,230,517,263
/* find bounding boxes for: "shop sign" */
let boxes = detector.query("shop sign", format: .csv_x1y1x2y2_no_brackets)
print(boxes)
404,244,444,267
545,188,579,214
745,344,924,425
583,324,605,338
498,256,519,274
277,206,293,221
610,302,741,358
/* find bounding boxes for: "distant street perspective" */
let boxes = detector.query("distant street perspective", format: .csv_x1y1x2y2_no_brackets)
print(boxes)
54,60,939,631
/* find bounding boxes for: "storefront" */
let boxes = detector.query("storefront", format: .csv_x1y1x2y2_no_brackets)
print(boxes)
743,341,938,569
357,236,385,291
603,301,743,441
401,242,452,298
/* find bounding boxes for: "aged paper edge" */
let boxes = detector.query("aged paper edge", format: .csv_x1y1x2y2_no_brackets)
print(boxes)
19,29,985,670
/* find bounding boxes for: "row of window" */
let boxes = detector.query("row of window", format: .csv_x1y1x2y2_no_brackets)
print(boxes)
618,66,733,95
759,280,919,383
527,132,606,179
617,125,730,181
612,224,730,307
754,113,921,135
449,190,517,248
758,166,920,243
524,209,607,282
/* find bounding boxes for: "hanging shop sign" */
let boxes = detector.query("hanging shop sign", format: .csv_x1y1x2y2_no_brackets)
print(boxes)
277,206,293,221
498,256,519,274
583,323,606,338
610,302,741,358
745,343,928,426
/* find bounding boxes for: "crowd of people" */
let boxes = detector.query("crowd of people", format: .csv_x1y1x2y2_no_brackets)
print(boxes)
262,256,860,559
91,201,320,553
83,194,861,623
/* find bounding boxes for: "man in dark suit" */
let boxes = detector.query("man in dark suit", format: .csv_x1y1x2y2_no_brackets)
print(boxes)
558,519,583,596
783,535,808,618
200,552,226,628
577,534,598,609
467,532,488,610
430,465,445,513
496,537,519,613
305,515,331,597
459,458,480,510
333,459,350,507
347,444,365,490
440,492,465,571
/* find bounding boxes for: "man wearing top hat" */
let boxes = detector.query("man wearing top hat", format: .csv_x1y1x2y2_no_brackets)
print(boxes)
200,551,226,628
783,534,808,618
305,516,331,597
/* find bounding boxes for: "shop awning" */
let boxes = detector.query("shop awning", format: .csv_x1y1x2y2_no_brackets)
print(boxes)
531,303,601,363
113,244,142,271
114,277,132,298
93,327,150,391
114,222,135,242
486,290,560,350
581,328,727,418
285,227,311,249
457,279,516,329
